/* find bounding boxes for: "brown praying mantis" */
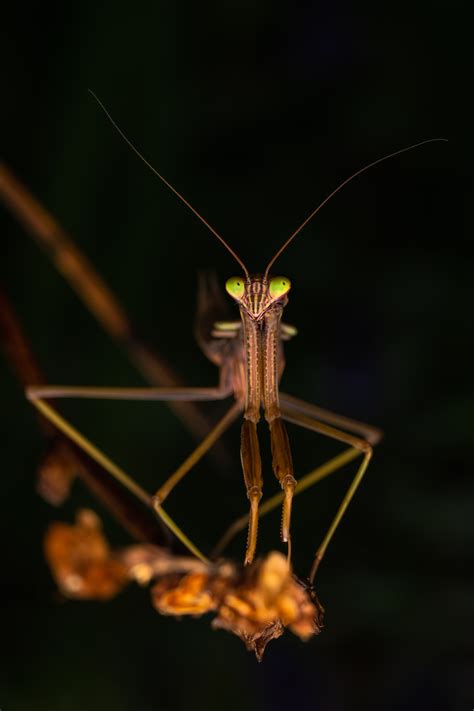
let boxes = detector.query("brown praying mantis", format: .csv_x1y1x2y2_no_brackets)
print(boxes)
22,97,446,587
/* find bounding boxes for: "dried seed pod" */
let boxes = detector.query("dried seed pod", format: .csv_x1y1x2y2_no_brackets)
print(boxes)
152,573,219,616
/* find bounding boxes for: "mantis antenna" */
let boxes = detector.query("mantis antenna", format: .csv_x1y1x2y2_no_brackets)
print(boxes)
88,90,249,278
264,138,448,278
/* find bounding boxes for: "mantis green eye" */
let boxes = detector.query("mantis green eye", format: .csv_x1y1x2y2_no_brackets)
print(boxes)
269,276,291,299
225,276,245,300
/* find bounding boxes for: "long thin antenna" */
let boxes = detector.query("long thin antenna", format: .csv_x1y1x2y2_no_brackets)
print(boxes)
264,138,448,278
88,90,249,278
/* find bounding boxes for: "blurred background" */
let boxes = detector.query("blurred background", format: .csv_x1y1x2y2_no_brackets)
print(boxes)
1,2,472,710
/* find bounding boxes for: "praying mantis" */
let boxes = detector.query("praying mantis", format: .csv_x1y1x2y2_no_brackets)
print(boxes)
17,97,446,587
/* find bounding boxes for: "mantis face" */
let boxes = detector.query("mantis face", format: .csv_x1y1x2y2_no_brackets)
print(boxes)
225,275,291,321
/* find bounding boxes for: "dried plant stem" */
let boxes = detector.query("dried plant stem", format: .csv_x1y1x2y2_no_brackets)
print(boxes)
0,284,167,544
0,162,227,457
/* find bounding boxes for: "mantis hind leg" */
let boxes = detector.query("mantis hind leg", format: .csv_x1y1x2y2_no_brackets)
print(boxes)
279,392,383,446
280,400,375,582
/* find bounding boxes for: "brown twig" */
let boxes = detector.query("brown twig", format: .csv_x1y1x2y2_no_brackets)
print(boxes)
0,162,230,466
0,283,168,544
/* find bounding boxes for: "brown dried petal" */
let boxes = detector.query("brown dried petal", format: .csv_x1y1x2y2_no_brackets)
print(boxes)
151,572,218,616
212,614,285,662
287,581,324,639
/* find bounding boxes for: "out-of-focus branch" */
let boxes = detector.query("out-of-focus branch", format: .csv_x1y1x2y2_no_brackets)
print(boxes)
0,284,168,545
0,162,230,466
0,287,49,429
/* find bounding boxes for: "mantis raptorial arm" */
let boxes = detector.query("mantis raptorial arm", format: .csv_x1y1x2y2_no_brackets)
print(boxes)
212,397,379,582
211,447,362,560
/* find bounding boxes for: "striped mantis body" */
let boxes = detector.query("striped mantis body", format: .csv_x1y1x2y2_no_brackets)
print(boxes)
23,100,446,584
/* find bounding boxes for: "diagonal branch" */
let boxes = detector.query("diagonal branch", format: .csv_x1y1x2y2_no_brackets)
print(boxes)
0,162,231,467
0,284,169,545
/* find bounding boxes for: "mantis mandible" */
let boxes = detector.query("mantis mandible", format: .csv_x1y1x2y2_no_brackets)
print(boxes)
26,96,446,582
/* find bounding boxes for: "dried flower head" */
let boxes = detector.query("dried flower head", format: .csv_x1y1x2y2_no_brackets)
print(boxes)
150,551,323,660
44,511,324,659
44,509,129,600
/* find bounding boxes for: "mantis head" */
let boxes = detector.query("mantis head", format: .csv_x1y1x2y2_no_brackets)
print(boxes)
225,274,291,321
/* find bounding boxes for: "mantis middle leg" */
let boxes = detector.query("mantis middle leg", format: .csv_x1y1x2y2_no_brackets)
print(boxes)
27,383,241,562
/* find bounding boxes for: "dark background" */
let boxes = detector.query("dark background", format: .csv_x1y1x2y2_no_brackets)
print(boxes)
1,2,472,710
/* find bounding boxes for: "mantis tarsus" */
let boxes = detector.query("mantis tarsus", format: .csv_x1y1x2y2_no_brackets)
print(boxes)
23,97,446,582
